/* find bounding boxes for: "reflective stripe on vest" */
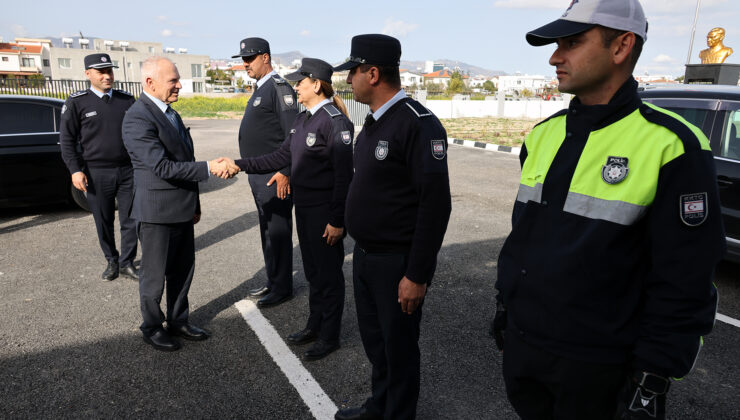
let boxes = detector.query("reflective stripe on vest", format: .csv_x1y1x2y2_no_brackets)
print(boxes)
518,104,711,225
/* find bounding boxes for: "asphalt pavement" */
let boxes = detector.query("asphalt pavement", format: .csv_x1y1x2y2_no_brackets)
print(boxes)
0,119,738,419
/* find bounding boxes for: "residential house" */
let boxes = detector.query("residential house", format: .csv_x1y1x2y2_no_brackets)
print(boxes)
0,41,44,80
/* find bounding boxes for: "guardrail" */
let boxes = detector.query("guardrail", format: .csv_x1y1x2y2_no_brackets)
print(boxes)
0,78,143,98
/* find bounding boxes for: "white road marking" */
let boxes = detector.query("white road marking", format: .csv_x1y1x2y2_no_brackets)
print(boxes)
717,313,740,329
234,299,337,420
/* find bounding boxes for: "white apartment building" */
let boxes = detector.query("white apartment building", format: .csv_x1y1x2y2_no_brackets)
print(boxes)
495,74,548,96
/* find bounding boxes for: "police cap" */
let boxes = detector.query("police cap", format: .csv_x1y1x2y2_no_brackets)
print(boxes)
84,53,117,70
284,58,333,83
334,34,401,71
232,37,270,58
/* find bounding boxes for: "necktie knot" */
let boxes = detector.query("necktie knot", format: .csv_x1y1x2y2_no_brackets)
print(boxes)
102,95,110,103
364,114,375,127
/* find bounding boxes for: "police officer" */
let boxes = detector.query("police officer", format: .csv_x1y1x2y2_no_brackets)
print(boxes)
333,35,452,420
60,53,138,281
232,37,298,307
234,58,353,361
493,1,726,419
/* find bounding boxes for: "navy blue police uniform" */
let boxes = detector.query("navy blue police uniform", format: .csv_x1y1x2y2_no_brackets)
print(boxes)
334,34,452,420
233,38,298,302
59,53,137,280
236,98,354,348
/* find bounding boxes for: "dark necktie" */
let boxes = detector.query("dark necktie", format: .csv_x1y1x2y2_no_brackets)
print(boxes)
102,95,110,103
306,111,312,120
364,113,375,127
166,106,187,142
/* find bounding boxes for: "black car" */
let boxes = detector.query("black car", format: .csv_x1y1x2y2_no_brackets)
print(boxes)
640,85,740,263
0,95,89,211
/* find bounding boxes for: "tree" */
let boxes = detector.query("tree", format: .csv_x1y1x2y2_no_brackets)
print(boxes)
482,80,496,93
333,80,351,92
446,71,465,95
675,75,685,83
236,77,245,89
520,88,534,98
206,68,232,82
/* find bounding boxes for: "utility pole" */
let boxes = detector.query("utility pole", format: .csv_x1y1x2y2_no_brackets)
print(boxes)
686,0,702,65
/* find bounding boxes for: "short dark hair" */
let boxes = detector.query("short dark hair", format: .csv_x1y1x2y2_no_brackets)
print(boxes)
599,27,643,69
359,64,401,88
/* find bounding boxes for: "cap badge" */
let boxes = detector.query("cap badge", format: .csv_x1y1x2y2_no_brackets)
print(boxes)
306,133,316,147
375,140,389,161
101,56,107,62
253,97,261,107
680,192,708,226
601,156,629,184
431,140,446,160
241,42,246,49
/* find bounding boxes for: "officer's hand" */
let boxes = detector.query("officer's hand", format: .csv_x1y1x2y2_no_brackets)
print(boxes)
322,224,344,246
71,172,88,192
193,212,201,225
614,372,669,419
267,172,290,199
398,276,426,315
492,308,507,351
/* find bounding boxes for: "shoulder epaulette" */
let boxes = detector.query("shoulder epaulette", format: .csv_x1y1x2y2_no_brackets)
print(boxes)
69,90,89,98
114,89,134,97
405,100,432,118
272,74,286,85
323,104,342,117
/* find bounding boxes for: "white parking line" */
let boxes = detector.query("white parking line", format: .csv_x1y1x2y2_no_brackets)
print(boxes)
717,313,740,329
234,299,337,420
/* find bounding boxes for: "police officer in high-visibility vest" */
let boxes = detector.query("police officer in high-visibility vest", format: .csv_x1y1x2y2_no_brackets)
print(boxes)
492,0,726,419
333,34,452,420
234,58,354,361
60,53,138,281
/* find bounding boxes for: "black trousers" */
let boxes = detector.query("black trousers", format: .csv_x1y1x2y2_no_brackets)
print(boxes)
502,327,627,420
137,221,195,336
353,246,422,420
295,204,345,343
248,173,293,296
86,166,137,265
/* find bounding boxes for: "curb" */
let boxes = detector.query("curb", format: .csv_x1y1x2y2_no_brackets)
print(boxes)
447,138,521,156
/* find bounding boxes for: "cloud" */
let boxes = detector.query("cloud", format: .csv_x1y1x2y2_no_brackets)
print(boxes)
300,30,310,37
644,0,729,14
161,29,173,37
382,18,419,37
10,24,29,37
493,0,563,9
653,54,675,63
156,15,168,22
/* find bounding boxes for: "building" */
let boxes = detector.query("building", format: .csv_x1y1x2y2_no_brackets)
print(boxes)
0,41,44,80
13,37,209,93
422,69,468,88
400,69,423,88
424,60,444,73
495,73,548,96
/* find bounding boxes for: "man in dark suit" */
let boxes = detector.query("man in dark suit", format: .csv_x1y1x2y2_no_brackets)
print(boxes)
122,56,239,352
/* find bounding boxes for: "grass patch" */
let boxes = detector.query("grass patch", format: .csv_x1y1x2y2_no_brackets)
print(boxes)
172,95,250,119
440,117,538,148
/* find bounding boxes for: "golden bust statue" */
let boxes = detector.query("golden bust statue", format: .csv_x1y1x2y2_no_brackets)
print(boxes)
699,27,733,64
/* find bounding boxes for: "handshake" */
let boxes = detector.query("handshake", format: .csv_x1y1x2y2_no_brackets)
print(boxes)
208,157,240,179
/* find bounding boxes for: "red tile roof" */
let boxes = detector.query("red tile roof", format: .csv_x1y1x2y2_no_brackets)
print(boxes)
0,43,42,54
422,69,469,79
228,64,246,71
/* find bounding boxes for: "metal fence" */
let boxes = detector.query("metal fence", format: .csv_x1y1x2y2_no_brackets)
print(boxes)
0,78,143,98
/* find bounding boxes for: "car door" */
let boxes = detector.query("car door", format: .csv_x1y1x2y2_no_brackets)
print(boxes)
0,99,68,206
711,101,740,252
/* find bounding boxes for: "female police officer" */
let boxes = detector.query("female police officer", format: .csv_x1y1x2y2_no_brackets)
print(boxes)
234,58,354,361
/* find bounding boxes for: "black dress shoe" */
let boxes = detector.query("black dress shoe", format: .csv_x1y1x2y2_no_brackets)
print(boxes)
167,323,210,341
257,292,293,308
120,264,139,280
102,262,119,281
287,328,317,345
248,286,271,297
143,329,181,352
303,339,339,361
334,406,382,420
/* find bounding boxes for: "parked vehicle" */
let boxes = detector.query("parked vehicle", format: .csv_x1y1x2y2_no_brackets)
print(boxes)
0,95,90,211
640,85,740,262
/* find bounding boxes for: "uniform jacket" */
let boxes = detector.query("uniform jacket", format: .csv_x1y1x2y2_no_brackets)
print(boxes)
496,78,725,378
122,94,209,224
236,102,354,227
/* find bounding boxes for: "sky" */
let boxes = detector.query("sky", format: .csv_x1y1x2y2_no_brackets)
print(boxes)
2,0,738,78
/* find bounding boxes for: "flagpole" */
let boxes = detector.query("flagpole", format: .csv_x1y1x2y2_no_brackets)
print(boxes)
686,0,702,64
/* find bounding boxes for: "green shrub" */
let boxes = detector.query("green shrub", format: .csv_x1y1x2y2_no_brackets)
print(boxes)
171,95,250,118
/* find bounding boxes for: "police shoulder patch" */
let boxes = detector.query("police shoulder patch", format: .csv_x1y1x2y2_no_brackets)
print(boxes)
680,192,708,226
431,139,446,160
69,90,89,98
283,94,294,106
323,104,341,117
405,101,432,118
341,130,352,145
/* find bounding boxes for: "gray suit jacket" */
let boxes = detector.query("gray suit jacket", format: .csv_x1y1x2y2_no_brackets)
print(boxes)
122,94,209,224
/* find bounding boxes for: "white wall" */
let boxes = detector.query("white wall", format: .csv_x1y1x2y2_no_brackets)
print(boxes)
0,54,19,72
425,98,568,119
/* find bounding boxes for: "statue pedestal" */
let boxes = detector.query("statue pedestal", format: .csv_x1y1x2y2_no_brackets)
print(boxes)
684,63,740,85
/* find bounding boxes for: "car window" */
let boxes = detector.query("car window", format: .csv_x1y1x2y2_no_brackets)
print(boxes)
719,110,740,160
0,102,56,134
661,107,711,133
